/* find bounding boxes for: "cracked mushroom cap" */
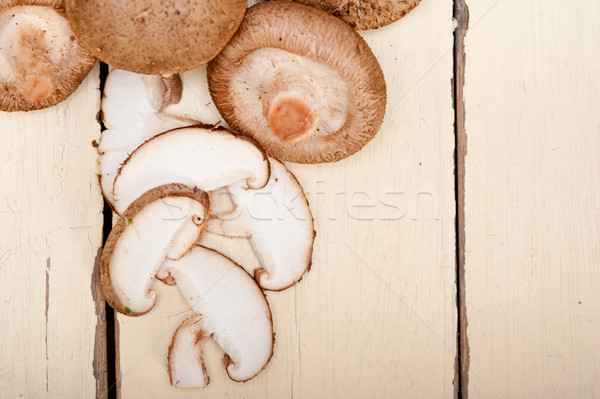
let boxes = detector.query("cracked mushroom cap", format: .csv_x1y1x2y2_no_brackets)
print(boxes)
293,0,422,30
64,0,247,74
100,184,209,316
208,157,315,291
0,1,95,111
165,246,273,387
207,1,386,164
111,125,270,215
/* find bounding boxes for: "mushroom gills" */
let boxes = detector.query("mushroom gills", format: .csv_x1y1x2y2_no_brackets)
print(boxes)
0,7,59,100
207,157,314,291
207,1,386,163
0,4,95,111
111,126,270,215
100,185,209,315
165,246,274,386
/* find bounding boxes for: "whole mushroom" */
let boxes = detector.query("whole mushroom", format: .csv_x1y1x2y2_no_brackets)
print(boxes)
293,0,422,30
207,1,387,164
65,0,247,74
0,0,95,111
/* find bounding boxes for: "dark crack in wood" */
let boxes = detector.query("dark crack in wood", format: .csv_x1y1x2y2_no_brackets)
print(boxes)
453,0,470,398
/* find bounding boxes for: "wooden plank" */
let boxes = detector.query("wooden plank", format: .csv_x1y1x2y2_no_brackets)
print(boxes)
0,66,105,396
463,0,600,397
116,0,457,397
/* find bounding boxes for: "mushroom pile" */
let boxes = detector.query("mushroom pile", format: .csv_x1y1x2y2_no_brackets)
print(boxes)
98,67,315,386
94,0,412,389
4,0,422,390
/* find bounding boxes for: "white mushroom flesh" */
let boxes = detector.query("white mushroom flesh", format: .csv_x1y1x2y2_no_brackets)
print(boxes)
99,69,194,206
165,214,206,261
109,196,207,314
229,48,350,141
162,66,222,125
207,157,314,290
112,127,270,215
165,246,273,384
168,316,210,388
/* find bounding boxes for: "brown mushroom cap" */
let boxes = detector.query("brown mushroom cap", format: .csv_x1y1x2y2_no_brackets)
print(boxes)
207,1,386,164
64,0,247,74
293,0,421,30
0,1,96,112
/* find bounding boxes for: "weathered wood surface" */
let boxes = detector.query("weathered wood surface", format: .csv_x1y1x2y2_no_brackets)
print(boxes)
5,0,599,398
463,0,600,397
0,66,105,397
115,0,458,397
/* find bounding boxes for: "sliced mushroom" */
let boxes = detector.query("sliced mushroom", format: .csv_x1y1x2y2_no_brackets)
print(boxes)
99,69,196,207
161,66,222,125
0,1,95,111
293,0,421,30
99,68,224,208
164,246,273,387
207,1,386,164
207,157,314,290
100,184,209,316
111,126,270,215
167,316,210,388
65,0,247,74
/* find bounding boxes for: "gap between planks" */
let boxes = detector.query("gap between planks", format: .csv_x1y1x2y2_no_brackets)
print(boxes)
98,62,117,399
453,0,470,398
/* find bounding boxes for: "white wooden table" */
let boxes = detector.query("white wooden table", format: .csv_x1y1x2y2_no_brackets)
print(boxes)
1,0,599,397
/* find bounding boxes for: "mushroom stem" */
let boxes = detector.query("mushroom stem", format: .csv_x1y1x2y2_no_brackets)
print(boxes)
143,74,183,112
8,27,56,102
257,65,322,143
265,91,318,142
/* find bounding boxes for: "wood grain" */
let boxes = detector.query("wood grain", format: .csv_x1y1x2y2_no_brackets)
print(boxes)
463,0,600,397
0,66,105,397
115,0,458,397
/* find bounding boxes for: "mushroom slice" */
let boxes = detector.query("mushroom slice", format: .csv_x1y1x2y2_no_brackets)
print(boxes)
98,69,196,206
112,126,270,215
207,157,314,290
207,1,386,164
164,246,273,387
161,66,222,125
99,68,223,208
100,184,209,316
65,0,246,74
0,1,95,111
167,316,210,388
293,0,421,30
